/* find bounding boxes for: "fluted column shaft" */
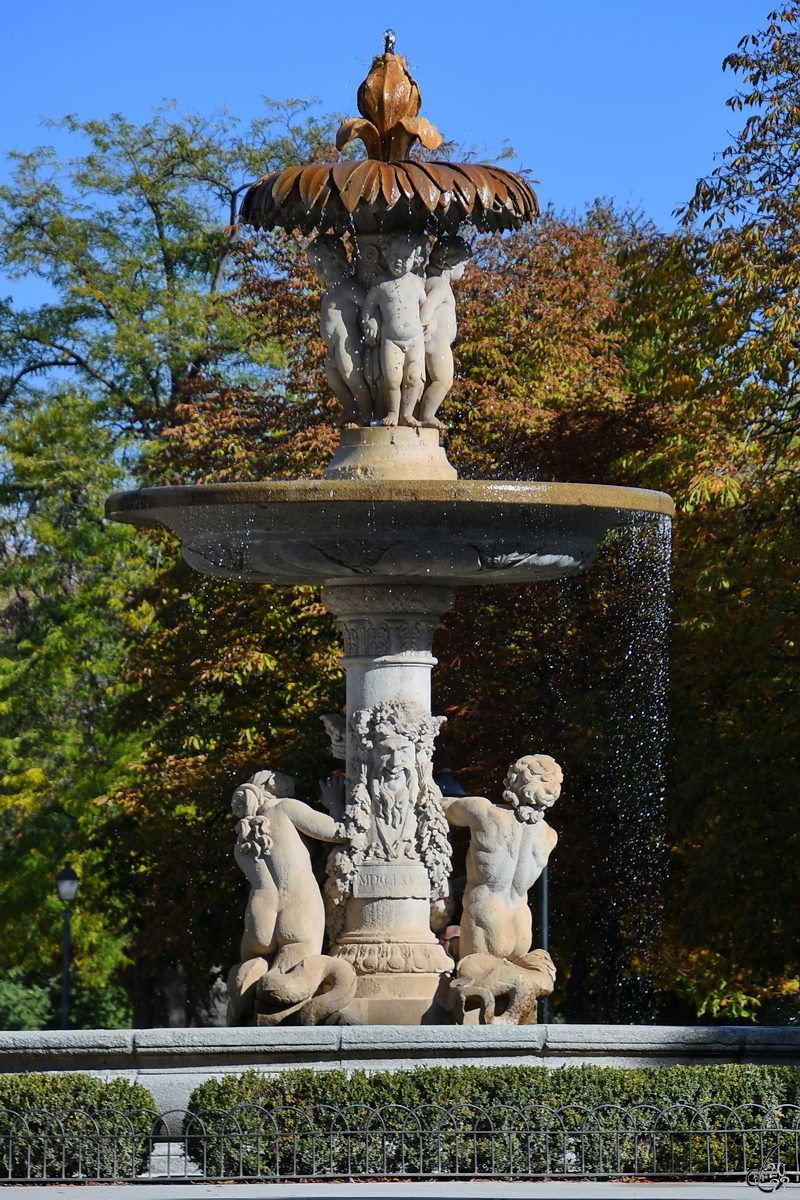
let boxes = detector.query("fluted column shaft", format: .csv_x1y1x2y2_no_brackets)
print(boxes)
319,584,455,1023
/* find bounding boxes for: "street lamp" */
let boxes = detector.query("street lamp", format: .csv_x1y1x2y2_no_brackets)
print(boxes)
435,767,467,797
539,866,549,1024
56,864,78,1030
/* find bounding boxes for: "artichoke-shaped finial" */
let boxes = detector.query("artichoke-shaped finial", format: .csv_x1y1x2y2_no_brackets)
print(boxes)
241,33,539,236
336,34,443,162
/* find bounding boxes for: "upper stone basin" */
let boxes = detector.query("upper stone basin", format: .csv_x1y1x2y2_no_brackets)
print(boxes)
105,480,674,588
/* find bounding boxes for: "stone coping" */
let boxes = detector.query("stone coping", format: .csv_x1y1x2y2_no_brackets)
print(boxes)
6,1025,798,1126
1,1184,754,1199
106,480,675,522
3,1023,799,1072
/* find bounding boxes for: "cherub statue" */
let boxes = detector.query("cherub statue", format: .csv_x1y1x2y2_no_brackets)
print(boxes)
441,754,562,1024
306,235,373,427
361,233,429,427
441,754,562,962
226,769,354,1025
231,768,292,853
418,236,471,430
446,950,556,1025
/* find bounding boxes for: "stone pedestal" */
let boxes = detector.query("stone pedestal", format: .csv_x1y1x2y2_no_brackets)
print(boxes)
323,427,457,481
321,584,455,1024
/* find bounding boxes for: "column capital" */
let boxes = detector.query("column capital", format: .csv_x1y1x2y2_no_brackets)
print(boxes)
321,584,455,617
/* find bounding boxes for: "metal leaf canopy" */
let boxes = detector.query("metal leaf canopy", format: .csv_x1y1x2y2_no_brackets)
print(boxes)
240,32,539,236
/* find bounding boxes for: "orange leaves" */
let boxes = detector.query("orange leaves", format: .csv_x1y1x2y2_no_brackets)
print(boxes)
241,159,537,237
445,209,647,483
392,116,442,154
335,118,383,161
353,49,442,162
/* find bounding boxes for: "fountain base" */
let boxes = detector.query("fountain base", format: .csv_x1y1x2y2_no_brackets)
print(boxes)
6,1025,800,1128
324,426,457,481
343,971,449,1025
105,464,674,1030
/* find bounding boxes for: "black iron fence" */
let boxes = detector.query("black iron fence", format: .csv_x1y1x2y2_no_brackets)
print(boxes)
2,1102,799,1184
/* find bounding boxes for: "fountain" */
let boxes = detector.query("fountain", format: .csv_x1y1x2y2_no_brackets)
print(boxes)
106,35,673,1029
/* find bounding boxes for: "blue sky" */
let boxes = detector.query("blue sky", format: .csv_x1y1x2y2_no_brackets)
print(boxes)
0,0,771,290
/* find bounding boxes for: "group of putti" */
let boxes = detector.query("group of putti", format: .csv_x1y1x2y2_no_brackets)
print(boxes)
307,231,471,431
225,752,563,1027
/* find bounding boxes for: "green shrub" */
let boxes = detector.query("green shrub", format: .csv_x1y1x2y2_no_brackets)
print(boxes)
0,1073,157,1181
0,969,132,1031
190,1063,800,1112
186,1065,800,1180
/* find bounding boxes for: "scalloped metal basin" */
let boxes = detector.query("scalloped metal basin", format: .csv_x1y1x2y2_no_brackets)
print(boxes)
105,480,674,588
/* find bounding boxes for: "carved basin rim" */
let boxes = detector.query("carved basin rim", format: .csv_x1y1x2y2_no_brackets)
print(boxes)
105,480,673,587
106,480,674,523
240,160,538,236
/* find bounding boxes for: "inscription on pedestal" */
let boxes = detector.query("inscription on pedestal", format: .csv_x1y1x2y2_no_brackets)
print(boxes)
352,860,430,899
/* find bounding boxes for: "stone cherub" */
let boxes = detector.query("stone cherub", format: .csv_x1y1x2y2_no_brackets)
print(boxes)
362,233,429,427
441,754,562,1024
307,235,373,427
418,236,471,430
226,769,357,1026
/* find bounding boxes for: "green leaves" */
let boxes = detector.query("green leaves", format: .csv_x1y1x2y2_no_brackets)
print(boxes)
191,1063,800,1114
0,101,340,1018
0,106,310,426
0,389,154,990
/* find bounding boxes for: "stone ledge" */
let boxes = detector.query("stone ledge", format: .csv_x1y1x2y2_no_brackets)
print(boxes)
3,1024,800,1073
4,1025,800,1125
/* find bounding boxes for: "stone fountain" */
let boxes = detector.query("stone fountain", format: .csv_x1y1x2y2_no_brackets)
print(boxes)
106,34,673,1029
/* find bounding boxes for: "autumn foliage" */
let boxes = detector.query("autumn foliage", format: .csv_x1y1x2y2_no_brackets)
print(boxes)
1,8,799,1027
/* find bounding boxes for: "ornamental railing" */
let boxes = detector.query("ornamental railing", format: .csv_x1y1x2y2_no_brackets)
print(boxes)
1,1102,798,1185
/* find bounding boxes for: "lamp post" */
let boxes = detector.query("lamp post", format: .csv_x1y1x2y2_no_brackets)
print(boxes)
56,864,78,1030
435,768,466,798
539,866,549,1023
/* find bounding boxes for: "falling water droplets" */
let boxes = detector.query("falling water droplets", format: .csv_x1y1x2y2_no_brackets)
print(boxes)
605,513,671,1018
548,511,671,1022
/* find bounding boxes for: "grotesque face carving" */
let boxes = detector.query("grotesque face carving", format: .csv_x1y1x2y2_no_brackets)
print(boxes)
375,733,416,779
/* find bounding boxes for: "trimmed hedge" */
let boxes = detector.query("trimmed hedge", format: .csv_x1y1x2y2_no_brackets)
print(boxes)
0,1073,157,1180
189,1063,800,1113
186,1065,800,1179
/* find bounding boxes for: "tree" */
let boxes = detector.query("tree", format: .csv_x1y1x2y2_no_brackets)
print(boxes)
0,387,151,1009
0,103,343,429
643,4,800,1017
0,102,344,1023
98,203,675,1022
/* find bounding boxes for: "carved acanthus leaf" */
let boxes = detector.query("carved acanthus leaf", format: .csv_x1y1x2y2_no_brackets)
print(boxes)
336,118,383,160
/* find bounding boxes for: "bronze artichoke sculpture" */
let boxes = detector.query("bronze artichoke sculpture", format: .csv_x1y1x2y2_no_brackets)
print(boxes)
241,36,538,237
